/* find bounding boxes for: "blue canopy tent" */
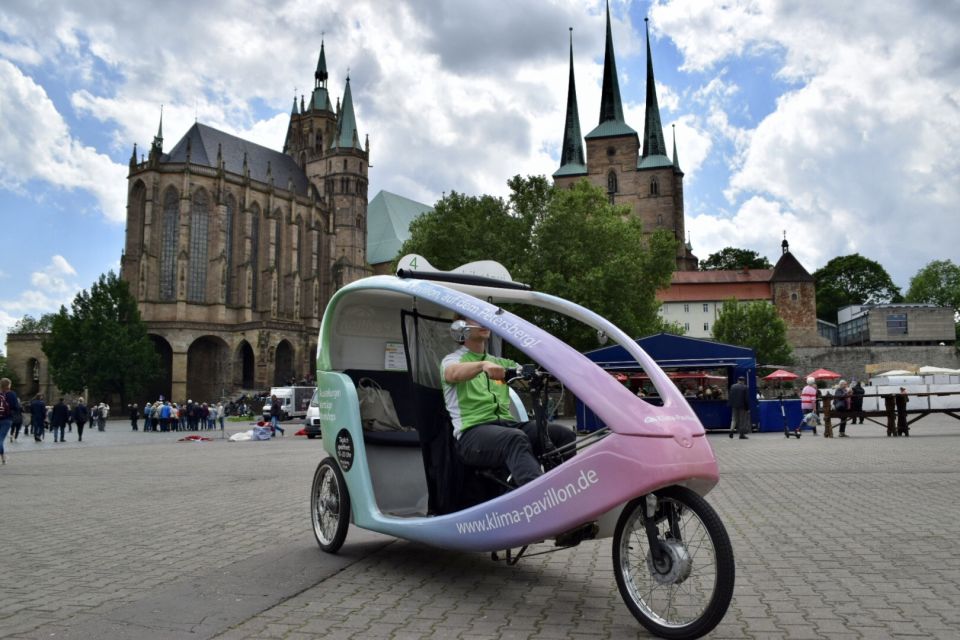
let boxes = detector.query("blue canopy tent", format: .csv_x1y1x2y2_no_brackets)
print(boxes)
579,333,758,431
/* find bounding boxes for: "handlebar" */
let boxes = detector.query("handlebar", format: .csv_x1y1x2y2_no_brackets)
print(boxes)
508,364,550,383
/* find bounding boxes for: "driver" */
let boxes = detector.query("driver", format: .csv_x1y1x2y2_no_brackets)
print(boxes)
441,315,576,486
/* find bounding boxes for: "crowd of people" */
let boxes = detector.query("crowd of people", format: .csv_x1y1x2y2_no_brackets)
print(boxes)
4,391,112,446
133,400,227,432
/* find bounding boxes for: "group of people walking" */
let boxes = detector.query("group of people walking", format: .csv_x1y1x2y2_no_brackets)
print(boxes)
135,400,226,432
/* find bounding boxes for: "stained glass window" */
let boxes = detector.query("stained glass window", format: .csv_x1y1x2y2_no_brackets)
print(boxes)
187,189,209,303
160,187,179,301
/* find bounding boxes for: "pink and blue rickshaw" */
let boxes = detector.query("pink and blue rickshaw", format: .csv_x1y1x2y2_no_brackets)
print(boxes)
310,258,734,639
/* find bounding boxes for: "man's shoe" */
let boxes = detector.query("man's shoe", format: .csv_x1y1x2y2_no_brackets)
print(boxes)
739,435,749,439
839,433,849,437
729,432,734,439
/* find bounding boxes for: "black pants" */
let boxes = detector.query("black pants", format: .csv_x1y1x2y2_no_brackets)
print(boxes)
457,420,576,486
76,421,85,441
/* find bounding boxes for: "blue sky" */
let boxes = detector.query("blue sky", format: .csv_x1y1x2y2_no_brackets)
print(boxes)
1,0,959,353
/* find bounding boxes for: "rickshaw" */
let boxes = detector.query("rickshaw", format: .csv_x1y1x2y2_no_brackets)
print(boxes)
309,257,734,639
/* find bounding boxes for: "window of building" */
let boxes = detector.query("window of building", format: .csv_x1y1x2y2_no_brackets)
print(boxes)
704,322,710,332
159,187,179,301
684,322,690,332
606,146,615,157
887,313,908,335
187,189,209,303
274,215,282,268
791,292,799,301
343,159,347,171
657,214,663,226
225,195,236,304
650,177,659,196
251,206,260,308
702,303,709,313
683,303,690,313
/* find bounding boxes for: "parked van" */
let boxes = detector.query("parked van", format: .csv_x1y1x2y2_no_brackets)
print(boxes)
261,386,315,421
305,389,321,439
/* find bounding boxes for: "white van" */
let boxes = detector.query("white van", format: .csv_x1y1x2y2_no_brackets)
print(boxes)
304,389,321,439
261,386,315,421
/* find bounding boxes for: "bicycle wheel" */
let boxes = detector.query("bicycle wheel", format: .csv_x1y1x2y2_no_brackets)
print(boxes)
311,458,350,553
613,486,734,639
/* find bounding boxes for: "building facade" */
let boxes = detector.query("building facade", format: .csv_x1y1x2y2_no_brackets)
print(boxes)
553,13,697,270
837,304,956,346
119,42,370,403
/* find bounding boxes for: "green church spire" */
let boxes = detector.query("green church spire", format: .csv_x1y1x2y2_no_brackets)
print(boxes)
334,75,363,151
641,18,667,159
554,28,586,177
315,39,328,88
585,1,636,139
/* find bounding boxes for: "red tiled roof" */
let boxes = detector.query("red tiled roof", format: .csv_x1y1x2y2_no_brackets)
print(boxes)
670,269,774,284
658,281,772,302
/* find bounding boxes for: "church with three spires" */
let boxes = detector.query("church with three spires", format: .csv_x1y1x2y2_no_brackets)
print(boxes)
118,42,371,402
553,7,698,271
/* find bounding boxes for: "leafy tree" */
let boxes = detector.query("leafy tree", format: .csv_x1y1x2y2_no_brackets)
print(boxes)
813,254,902,321
42,271,159,403
9,313,56,334
398,176,677,351
0,355,20,389
700,247,772,271
712,299,793,366
905,260,960,309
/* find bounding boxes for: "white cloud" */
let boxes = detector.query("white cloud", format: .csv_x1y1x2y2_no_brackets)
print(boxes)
0,255,82,356
0,60,128,223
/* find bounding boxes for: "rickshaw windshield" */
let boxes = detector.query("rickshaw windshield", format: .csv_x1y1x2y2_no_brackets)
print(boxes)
318,276,704,440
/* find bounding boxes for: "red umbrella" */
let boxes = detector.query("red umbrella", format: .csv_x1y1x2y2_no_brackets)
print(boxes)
762,369,798,381
807,368,841,380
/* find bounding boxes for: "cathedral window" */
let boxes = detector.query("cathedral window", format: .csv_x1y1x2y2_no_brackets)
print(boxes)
187,189,209,303
650,177,660,196
607,171,618,194
159,187,179,301
225,195,236,305
343,159,347,171
251,206,260,309
274,215,282,268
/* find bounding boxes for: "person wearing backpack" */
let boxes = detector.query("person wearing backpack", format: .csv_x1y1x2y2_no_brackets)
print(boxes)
1,378,23,463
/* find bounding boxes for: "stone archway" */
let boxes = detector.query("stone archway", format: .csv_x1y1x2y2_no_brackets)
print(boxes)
145,335,173,403
235,340,255,390
186,336,230,402
274,339,295,385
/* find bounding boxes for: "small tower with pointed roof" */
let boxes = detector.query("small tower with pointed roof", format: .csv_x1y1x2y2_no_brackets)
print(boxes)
553,8,697,270
771,234,829,346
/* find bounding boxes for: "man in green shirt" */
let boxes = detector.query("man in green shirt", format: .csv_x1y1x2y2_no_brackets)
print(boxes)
441,317,575,486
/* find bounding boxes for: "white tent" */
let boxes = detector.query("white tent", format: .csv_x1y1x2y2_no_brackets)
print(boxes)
918,365,960,375
875,369,915,377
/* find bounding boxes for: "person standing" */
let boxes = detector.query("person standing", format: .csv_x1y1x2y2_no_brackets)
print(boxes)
97,402,108,431
216,402,226,431
73,397,89,442
851,380,865,424
833,380,851,437
30,394,46,442
269,395,285,436
10,394,23,442
728,376,751,440
0,378,21,464
50,398,70,443
895,387,910,436
143,401,153,432
129,403,139,431
799,376,818,435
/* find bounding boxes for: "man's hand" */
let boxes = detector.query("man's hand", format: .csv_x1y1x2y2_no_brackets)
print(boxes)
482,361,506,381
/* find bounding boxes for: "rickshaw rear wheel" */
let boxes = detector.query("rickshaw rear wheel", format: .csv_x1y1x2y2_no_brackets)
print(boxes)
311,458,350,553
613,486,734,640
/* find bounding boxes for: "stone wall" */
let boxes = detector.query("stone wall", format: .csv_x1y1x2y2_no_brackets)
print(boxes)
793,345,960,382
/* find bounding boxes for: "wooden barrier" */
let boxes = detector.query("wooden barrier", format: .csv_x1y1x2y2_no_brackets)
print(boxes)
821,391,960,438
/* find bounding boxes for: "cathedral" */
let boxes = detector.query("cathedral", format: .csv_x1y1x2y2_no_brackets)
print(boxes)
553,10,697,271
120,42,370,402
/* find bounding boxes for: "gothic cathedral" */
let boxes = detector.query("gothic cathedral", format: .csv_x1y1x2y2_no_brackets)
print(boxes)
120,42,370,402
553,10,697,271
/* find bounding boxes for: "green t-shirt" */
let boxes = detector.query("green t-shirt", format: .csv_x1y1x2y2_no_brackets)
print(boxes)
441,347,516,436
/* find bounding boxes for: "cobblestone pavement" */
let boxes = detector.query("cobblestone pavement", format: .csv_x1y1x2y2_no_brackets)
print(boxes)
3,417,960,639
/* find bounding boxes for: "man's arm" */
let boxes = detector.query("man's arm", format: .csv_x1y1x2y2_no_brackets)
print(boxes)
443,360,507,384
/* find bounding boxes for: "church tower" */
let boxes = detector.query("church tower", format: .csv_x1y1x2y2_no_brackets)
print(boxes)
553,6,697,270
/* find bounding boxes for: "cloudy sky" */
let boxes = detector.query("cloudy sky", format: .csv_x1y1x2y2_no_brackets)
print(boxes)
1,0,958,352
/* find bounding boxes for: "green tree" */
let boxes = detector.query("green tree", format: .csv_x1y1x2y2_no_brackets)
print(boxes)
813,254,902,321
42,271,160,403
0,355,20,389
700,247,772,271
712,299,793,366
9,313,56,334
905,260,960,309
398,176,677,351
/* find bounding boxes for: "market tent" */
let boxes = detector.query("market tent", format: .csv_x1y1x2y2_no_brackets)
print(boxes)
918,365,960,375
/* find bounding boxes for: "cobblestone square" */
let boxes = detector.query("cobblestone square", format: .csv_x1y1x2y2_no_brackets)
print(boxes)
2,417,960,639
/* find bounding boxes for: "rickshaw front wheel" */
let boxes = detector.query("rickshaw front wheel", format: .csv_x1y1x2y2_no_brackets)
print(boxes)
613,486,735,639
311,458,350,553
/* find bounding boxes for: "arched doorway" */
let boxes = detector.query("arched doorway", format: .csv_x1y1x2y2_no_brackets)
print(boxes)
274,340,295,385
146,335,173,403
24,358,40,398
235,340,255,390
186,336,229,402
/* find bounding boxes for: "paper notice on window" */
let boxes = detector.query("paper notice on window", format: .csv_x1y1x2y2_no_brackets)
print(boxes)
384,342,407,371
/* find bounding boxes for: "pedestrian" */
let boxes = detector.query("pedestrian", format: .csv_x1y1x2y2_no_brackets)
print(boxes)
799,376,819,435
97,402,108,431
216,402,226,430
0,378,21,464
728,376,751,439
30,393,46,442
895,387,910,436
73,397,89,442
851,380,865,424
10,392,24,442
51,397,70,443
143,401,153,431
159,401,171,432
833,380,850,437
129,403,139,431
269,395,285,436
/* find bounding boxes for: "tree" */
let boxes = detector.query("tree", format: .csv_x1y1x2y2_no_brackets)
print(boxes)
42,271,160,403
9,313,56,334
0,355,20,389
700,247,772,271
905,260,960,309
813,254,902,321
712,299,793,366
397,176,678,351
